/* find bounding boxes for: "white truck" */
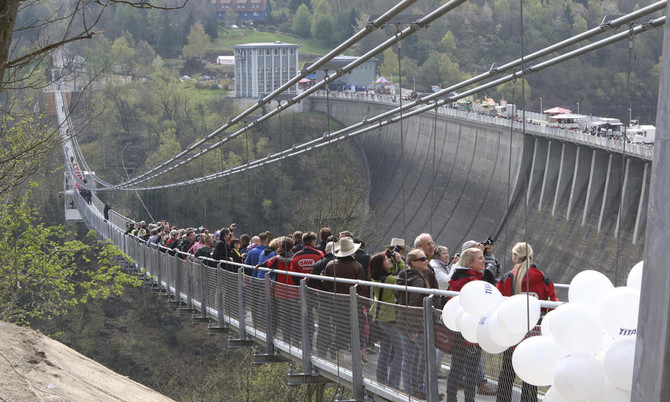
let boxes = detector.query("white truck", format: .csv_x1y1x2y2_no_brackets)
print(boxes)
627,125,656,144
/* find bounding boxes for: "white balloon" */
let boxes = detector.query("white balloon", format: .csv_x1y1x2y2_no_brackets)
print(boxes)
598,287,640,339
459,311,480,343
488,310,526,347
512,336,565,386
454,305,467,332
541,309,556,337
497,294,541,335
550,303,603,354
441,296,461,331
587,379,632,402
594,333,616,363
569,270,614,307
459,280,504,316
553,353,605,401
626,260,643,290
543,387,570,402
603,339,636,391
476,315,508,354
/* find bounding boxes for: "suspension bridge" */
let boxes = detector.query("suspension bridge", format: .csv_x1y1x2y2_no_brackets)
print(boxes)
49,0,670,400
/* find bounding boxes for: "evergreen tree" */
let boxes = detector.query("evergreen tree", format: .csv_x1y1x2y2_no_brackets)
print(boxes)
292,4,312,37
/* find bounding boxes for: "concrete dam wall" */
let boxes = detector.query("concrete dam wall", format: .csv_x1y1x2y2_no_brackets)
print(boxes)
308,97,649,286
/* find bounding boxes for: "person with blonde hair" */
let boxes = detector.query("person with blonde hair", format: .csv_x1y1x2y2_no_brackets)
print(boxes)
495,242,558,402
446,247,491,402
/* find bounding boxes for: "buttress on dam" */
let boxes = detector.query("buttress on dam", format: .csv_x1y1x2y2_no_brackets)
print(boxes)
308,96,649,286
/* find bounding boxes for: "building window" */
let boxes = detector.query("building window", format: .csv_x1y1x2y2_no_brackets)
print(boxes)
289,49,294,55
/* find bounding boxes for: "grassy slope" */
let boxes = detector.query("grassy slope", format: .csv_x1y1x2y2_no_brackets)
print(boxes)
210,28,333,60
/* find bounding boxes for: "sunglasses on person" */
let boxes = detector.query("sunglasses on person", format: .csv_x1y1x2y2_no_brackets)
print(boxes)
413,256,428,262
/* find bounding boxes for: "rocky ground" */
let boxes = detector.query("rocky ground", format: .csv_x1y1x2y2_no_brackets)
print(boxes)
0,320,173,401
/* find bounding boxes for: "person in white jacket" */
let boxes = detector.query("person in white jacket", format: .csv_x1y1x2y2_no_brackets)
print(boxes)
430,245,458,290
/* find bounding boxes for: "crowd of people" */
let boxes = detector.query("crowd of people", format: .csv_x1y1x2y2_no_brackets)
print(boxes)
124,220,558,401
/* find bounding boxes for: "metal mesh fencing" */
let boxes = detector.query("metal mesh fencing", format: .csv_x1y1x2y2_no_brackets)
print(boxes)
305,287,326,359
165,254,177,299
83,215,560,402
221,269,239,324
362,297,403,392
201,263,218,317
270,280,302,348
243,275,267,333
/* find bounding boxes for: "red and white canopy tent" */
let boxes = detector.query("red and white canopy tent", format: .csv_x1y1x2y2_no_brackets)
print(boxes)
374,76,390,86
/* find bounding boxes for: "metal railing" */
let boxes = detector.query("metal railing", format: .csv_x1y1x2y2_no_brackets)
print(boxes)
310,90,654,161
71,188,563,401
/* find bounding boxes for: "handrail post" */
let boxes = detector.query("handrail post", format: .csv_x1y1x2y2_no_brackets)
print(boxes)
254,272,280,362
208,262,228,334
349,285,364,401
300,278,312,372
169,255,183,306
229,266,253,347
424,295,438,401
178,258,195,313
163,254,173,299
152,248,163,293
193,260,209,323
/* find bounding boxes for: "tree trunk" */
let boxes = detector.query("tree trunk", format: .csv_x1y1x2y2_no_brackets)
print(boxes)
0,0,21,88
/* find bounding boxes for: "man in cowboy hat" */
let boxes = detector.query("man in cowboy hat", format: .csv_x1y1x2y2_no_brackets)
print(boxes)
320,237,370,358
321,237,369,297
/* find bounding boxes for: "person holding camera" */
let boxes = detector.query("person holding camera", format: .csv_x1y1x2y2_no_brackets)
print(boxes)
384,238,408,274
369,252,402,388
430,245,459,291
482,237,501,280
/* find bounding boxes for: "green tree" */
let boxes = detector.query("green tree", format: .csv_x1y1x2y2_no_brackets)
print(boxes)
496,78,532,106
182,22,211,60
85,34,115,78
0,185,140,324
111,35,139,74
311,14,336,46
0,106,56,199
379,48,399,79
143,128,183,170
292,4,312,37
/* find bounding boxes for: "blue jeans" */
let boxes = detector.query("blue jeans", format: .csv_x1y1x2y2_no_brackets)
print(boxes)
400,331,426,396
376,321,402,388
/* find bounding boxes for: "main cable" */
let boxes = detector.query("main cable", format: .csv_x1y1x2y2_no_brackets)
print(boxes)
109,15,665,192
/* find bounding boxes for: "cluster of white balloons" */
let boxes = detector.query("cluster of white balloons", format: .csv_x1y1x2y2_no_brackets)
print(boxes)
440,262,643,401
441,281,542,354
518,263,642,401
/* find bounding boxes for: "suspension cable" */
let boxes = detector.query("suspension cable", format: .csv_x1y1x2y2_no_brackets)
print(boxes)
103,15,666,193
614,25,636,286
395,26,407,240
110,0,432,189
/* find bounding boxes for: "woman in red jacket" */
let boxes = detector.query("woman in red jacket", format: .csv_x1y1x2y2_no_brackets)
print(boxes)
446,247,488,402
495,242,558,402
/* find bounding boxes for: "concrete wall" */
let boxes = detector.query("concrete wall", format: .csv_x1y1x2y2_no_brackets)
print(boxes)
308,97,648,285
